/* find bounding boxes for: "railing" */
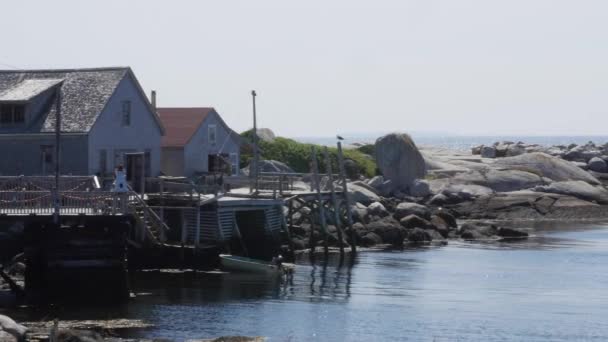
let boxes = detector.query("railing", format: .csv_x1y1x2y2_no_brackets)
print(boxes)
127,185,171,243
0,190,127,215
0,176,98,192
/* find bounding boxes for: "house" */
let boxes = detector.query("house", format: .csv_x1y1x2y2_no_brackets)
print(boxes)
0,67,164,178
157,107,240,177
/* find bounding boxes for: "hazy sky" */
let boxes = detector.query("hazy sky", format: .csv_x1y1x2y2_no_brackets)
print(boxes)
1,0,607,137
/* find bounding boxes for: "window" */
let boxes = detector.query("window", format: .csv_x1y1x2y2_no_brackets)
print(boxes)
144,149,151,177
0,104,25,125
208,125,217,145
40,145,54,175
99,149,107,175
230,153,238,176
121,101,131,126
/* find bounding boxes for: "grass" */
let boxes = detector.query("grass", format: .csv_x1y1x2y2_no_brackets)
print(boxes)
240,130,377,177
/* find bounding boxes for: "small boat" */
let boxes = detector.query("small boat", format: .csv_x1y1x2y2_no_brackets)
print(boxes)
219,254,295,275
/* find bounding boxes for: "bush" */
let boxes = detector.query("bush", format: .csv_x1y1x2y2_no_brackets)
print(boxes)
240,130,376,177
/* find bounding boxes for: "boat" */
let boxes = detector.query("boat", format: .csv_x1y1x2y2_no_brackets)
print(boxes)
219,254,295,275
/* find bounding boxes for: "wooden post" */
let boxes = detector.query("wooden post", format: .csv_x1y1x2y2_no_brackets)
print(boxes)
180,210,187,244
311,146,329,256
195,205,201,247
286,199,296,260
159,178,165,225
337,142,357,254
323,147,345,256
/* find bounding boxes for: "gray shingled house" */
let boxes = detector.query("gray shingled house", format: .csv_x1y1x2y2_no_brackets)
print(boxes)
0,67,164,178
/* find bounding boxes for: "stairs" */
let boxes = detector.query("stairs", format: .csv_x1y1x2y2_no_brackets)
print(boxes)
127,193,169,246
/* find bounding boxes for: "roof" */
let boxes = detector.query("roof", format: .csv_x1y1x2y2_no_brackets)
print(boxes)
0,67,128,132
157,107,215,147
0,79,64,101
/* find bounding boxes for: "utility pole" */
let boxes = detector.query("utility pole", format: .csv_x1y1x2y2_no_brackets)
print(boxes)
53,86,62,224
251,90,259,194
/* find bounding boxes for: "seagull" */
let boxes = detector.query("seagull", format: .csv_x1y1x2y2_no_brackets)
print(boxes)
336,135,344,141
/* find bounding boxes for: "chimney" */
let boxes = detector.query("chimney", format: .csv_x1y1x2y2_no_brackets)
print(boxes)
151,90,157,111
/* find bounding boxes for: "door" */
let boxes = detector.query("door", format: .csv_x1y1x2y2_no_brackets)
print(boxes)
125,152,145,193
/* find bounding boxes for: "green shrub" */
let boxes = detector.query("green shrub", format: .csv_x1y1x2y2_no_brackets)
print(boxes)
240,130,376,177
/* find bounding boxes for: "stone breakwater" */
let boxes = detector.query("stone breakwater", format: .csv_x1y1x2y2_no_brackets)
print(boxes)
287,137,608,250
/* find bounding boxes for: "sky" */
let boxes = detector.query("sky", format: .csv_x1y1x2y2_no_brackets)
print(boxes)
1,0,607,138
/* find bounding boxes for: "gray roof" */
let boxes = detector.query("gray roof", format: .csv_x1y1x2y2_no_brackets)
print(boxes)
0,67,129,132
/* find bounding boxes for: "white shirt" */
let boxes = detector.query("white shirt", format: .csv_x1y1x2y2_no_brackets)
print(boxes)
113,170,128,192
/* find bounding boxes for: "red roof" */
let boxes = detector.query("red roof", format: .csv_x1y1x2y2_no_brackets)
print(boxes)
157,107,214,147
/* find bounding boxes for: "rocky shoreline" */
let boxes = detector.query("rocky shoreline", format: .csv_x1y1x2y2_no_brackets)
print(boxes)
286,135,608,251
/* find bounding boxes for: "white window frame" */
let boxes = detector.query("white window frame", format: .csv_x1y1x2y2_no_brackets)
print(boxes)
121,100,131,127
208,124,217,146
230,153,238,176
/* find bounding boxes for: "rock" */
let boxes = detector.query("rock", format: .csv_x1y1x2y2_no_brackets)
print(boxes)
406,228,432,244
344,159,362,179
452,169,546,192
471,145,482,155
506,144,526,157
494,152,600,185
572,161,589,170
366,217,407,246
497,227,528,238
367,175,385,189
426,228,447,243
350,203,370,223
588,157,608,173
495,143,509,157
534,181,608,204
481,146,496,158
375,133,426,190
563,146,601,162
0,315,27,342
434,210,458,228
361,232,383,246
291,238,308,250
459,222,498,239
348,183,380,205
393,202,431,220
430,215,450,237
409,179,432,197
428,193,450,206
255,128,276,142
399,214,433,229
352,181,380,196
368,202,389,217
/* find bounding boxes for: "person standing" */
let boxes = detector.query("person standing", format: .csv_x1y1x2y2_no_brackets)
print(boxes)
113,165,128,213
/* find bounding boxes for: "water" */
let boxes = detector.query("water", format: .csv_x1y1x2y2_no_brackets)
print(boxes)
10,224,608,341
295,134,608,151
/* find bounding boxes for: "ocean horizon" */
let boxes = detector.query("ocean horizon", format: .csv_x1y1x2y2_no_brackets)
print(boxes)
294,134,608,151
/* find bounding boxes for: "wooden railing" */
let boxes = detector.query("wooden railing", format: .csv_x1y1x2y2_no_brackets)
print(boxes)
0,190,126,215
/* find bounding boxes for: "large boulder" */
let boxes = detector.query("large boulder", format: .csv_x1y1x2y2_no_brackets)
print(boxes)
452,169,546,192
256,128,276,142
375,133,426,190
534,181,608,204
366,217,407,246
481,146,496,158
493,152,600,185
348,183,380,205
0,315,27,342
394,202,431,220
588,157,608,173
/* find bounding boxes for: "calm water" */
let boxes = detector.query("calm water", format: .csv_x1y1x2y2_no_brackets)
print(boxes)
8,224,608,341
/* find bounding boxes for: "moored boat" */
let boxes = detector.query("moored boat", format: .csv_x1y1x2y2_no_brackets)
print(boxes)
219,254,295,275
